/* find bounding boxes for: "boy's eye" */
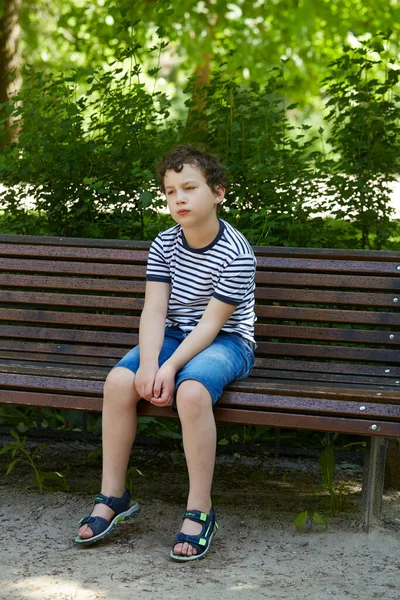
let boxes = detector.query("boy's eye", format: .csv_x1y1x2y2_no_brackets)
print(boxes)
185,187,195,191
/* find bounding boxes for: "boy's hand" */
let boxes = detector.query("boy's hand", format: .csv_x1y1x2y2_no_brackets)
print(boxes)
134,362,159,401
150,362,176,407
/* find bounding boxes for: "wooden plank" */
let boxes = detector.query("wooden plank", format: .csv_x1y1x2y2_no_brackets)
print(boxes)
211,408,400,437
256,271,400,290
0,291,144,310
2,235,399,259
219,391,400,418
2,371,399,404
0,339,131,358
256,287,396,306
0,309,140,329
1,309,396,345
0,243,149,263
228,382,400,403
254,358,400,378
0,325,137,346
0,372,103,394
0,275,146,293
0,350,115,367
1,388,399,437
250,367,400,387
255,341,400,363
255,324,397,345
256,256,400,275
0,389,104,410
0,234,151,250
0,361,108,380
0,258,146,278
255,305,400,326
253,245,400,261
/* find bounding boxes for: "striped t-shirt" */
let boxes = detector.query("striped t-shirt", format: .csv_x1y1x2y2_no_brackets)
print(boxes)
146,219,257,345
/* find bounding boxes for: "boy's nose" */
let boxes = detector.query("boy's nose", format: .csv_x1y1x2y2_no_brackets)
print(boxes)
176,191,187,203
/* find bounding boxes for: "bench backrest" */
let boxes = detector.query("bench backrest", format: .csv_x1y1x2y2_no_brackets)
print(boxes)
1,235,399,384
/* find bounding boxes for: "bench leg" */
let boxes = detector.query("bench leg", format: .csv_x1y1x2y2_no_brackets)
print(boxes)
360,436,388,532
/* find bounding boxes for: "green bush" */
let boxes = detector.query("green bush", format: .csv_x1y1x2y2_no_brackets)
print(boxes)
0,32,399,248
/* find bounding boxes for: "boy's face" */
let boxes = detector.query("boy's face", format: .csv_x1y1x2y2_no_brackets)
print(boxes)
164,163,224,228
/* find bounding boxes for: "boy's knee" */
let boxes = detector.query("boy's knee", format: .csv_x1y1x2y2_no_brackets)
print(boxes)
176,380,212,418
104,367,139,406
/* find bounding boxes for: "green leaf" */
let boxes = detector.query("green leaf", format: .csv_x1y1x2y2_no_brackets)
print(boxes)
0,443,14,455
6,458,21,475
294,511,308,528
312,512,328,527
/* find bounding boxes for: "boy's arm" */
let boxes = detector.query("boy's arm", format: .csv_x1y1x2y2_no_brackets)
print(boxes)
165,297,236,371
150,297,236,405
134,280,170,400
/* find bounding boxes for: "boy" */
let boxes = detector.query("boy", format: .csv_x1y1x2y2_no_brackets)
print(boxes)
75,144,256,561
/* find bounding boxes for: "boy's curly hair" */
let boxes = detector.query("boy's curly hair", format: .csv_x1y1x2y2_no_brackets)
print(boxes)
157,144,229,194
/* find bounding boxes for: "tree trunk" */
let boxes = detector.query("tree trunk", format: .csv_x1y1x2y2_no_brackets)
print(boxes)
183,52,211,140
0,0,22,145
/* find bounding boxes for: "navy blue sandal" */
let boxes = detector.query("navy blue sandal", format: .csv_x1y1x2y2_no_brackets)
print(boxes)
75,489,140,545
170,507,218,562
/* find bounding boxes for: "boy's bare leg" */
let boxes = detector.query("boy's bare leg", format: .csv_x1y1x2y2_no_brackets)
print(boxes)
173,380,217,557
78,367,140,539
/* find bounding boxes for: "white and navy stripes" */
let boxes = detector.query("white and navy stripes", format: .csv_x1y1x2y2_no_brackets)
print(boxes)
146,219,257,345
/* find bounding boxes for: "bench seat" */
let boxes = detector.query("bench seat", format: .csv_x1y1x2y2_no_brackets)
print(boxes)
1,233,399,530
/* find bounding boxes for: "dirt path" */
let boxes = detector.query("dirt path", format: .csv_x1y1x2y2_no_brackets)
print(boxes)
0,441,399,600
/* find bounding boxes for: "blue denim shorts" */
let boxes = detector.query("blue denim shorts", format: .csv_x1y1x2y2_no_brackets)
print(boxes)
113,326,255,405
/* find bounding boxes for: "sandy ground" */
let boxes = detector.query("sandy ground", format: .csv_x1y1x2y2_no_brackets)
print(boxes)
0,440,399,600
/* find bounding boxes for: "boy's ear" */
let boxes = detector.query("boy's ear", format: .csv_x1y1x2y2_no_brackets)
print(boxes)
214,185,225,204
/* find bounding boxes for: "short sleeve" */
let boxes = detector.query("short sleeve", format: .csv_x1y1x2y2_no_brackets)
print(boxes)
213,254,256,306
146,234,171,283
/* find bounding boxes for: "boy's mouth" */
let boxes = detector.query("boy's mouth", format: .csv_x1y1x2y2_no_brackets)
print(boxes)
177,210,190,216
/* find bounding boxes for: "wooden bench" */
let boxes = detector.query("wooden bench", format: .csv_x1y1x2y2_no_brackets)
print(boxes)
1,234,399,530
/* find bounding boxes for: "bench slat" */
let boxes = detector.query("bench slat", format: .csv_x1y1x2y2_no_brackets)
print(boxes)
0,275,146,293
254,358,400,377
251,368,400,387
1,325,398,362
1,258,146,277
0,339,128,358
0,325,138,346
0,390,400,426
257,256,400,274
256,271,399,290
0,243,149,263
256,341,400,362
1,309,396,345
212,407,400,437
2,358,398,390
2,287,398,326
0,350,115,367
2,234,399,260
256,305,400,325
1,389,399,437
257,287,396,306
0,309,140,329
2,371,398,403
0,292,143,310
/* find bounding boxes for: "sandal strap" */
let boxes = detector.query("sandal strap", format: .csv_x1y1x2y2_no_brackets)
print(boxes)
183,509,210,525
78,515,110,537
94,489,131,513
172,531,209,554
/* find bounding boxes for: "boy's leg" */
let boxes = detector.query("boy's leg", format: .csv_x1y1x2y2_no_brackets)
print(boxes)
173,379,217,557
78,367,141,539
